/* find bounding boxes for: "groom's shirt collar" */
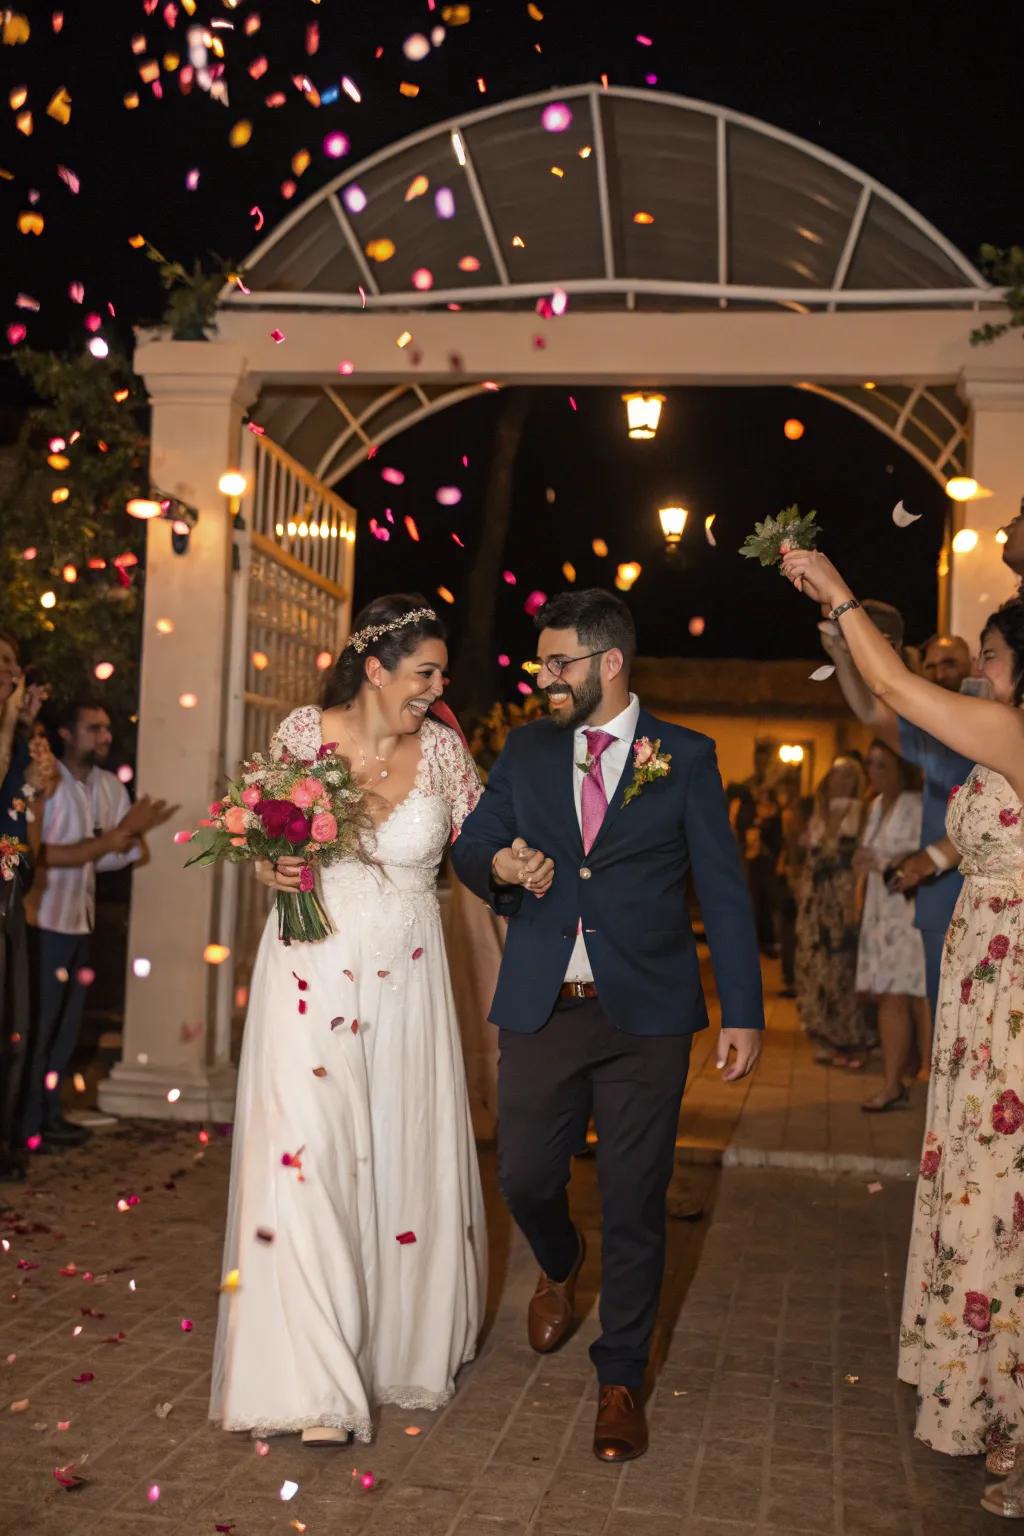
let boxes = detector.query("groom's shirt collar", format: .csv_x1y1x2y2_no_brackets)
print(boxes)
574,692,640,749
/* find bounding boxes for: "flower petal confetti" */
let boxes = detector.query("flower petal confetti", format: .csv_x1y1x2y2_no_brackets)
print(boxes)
892,500,922,527
810,664,836,682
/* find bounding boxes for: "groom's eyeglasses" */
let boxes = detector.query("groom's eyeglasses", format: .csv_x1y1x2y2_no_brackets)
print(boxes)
536,648,609,680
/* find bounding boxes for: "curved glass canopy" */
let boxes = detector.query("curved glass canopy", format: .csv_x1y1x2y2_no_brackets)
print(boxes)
230,85,989,314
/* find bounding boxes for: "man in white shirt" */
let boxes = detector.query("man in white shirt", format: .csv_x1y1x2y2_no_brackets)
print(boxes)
21,701,170,1149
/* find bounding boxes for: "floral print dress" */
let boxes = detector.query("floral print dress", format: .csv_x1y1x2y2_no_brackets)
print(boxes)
899,766,1024,1454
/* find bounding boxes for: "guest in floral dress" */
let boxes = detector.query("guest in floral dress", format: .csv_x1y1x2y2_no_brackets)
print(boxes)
794,755,874,1066
780,551,1024,1519
854,739,930,1113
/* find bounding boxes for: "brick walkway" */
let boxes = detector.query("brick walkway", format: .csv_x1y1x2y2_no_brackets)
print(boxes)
678,958,928,1176
0,1114,1002,1536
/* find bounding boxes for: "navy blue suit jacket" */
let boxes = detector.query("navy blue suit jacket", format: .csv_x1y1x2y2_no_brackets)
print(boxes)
450,707,765,1036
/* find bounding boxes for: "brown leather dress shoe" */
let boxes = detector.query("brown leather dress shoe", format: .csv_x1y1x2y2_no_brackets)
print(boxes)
593,1385,648,1462
527,1228,586,1353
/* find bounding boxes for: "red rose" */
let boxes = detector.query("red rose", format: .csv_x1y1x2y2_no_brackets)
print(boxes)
919,1147,942,1180
990,935,1011,960
1000,808,1020,827
993,1090,1024,1135
964,1291,993,1333
952,1036,968,1061
284,812,311,845
991,898,1006,914
254,799,294,839
948,785,961,803
961,980,974,1005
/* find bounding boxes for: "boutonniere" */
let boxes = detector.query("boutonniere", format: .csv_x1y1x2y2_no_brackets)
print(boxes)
623,737,672,805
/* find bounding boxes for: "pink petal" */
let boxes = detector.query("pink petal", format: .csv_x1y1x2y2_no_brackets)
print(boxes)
396,1231,417,1245
411,948,424,960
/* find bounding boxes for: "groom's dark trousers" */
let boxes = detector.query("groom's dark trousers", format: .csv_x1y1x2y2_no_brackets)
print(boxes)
451,707,763,1392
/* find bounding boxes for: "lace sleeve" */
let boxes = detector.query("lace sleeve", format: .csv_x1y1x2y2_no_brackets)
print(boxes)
426,719,482,840
269,705,323,762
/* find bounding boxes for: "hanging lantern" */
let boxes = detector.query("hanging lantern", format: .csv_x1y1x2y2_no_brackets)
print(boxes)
622,392,665,441
945,476,993,503
658,505,688,549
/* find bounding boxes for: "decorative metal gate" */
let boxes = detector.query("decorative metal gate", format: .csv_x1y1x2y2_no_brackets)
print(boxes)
214,433,356,1060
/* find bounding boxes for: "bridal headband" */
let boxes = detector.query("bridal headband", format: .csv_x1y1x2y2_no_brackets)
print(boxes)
345,607,437,654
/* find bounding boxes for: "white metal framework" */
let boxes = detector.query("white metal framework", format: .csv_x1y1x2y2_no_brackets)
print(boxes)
226,85,992,315
215,432,357,1051
223,85,997,491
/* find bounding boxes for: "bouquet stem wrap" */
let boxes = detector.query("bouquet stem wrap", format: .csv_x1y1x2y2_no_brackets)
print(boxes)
276,886,333,945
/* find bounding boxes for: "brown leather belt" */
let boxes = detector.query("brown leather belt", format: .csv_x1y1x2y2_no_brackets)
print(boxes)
560,981,598,1000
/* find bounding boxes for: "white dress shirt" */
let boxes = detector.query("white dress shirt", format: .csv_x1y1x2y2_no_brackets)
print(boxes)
564,693,640,983
28,762,140,935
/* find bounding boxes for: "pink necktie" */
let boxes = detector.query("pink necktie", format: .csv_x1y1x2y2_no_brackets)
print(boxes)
581,729,616,854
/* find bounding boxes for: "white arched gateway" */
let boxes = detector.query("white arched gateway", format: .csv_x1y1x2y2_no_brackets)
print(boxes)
101,85,1022,1121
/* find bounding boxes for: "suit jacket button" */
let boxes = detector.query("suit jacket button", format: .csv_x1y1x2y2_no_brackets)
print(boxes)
579,866,591,879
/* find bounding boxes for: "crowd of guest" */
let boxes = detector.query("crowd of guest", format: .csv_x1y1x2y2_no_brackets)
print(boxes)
0,630,171,1181
728,605,1002,1116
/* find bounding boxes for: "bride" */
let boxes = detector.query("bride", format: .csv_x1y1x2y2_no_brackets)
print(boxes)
210,595,487,1445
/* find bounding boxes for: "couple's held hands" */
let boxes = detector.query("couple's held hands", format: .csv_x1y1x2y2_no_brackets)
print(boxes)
491,836,554,897
782,549,854,612
716,1027,763,1082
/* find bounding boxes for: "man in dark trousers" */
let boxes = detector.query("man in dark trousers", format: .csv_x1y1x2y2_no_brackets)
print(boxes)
451,589,764,1464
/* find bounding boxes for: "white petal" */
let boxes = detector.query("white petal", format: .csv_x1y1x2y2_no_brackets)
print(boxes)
891,500,922,528
810,664,836,682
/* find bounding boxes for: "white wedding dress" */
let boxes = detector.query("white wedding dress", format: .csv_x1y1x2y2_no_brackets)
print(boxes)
210,709,487,1441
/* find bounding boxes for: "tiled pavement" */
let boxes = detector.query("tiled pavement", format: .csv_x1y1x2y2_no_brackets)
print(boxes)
679,959,927,1175
0,1113,1003,1536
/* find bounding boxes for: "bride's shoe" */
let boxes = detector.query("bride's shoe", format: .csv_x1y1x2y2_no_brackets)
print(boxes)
301,1425,353,1448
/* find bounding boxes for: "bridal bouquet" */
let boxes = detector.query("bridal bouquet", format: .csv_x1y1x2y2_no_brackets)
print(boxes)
739,504,820,570
186,744,366,944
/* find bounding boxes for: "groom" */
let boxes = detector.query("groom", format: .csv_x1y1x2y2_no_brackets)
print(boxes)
452,589,764,1463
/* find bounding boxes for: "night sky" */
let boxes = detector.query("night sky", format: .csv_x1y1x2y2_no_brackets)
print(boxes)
1,1,1018,680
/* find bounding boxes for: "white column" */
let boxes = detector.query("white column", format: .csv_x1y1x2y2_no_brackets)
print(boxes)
98,341,256,1122
952,368,1024,643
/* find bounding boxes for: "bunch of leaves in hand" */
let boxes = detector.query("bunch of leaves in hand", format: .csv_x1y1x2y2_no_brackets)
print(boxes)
739,505,820,571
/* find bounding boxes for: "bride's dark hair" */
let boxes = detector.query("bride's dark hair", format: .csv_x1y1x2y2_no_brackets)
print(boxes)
982,597,1024,706
322,594,447,709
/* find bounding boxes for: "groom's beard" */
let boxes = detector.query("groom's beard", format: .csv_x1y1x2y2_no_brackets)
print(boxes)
544,662,603,730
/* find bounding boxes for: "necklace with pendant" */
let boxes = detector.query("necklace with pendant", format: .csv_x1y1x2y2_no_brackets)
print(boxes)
341,727,391,782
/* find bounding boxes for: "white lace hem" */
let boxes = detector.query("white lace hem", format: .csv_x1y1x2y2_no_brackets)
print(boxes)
214,1383,457,1444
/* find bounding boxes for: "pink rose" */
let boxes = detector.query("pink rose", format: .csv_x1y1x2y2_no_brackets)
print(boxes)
299,866,314,893
241,786,261,809
1000,807,1020,827
919,1147,942,1180
223,805,248,835
961,979,974,1005
634,738,655,767
993,1090,1024,1136
310,811,338,844
990,935,1011,961
290,776,326,810
964,1291,992,1333
229,836,246,847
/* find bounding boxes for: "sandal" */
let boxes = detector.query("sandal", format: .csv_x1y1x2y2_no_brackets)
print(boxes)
982,1478,1024,1517
861,1087,910,1114
301,1426,353,1448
